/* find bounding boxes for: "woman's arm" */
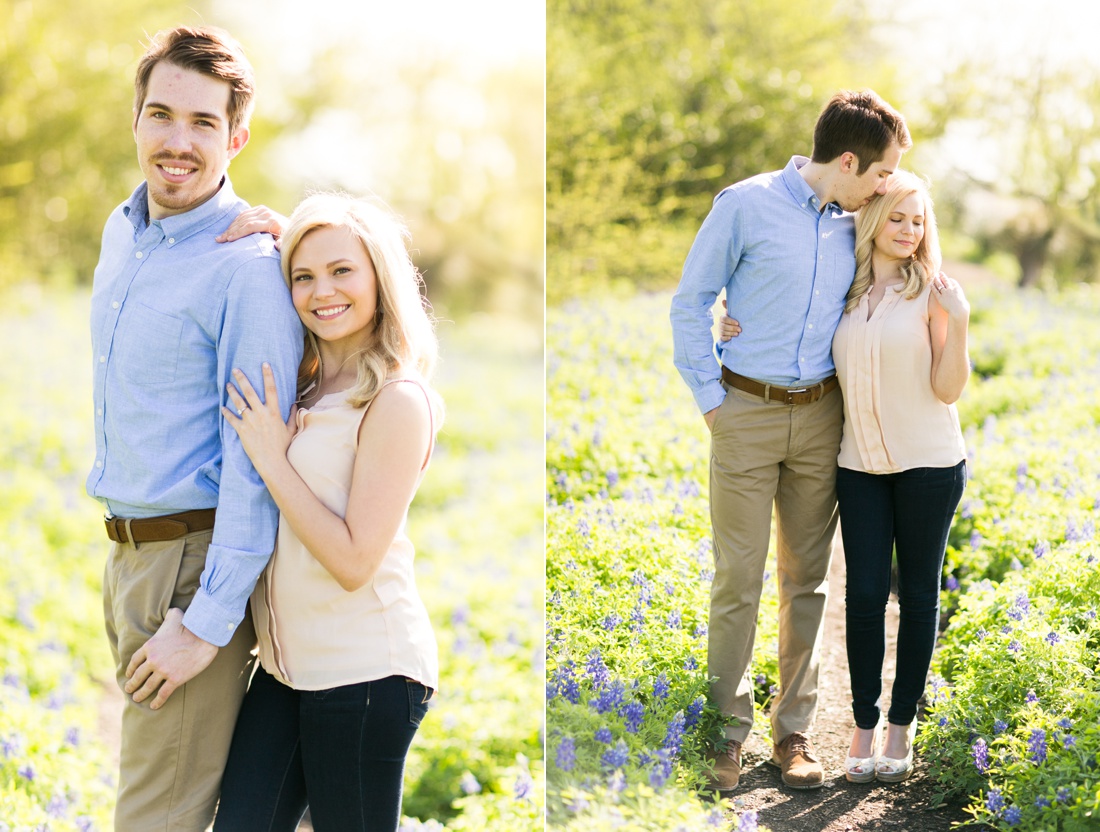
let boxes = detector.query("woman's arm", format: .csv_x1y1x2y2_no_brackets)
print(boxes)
928,273,970,404
224,368,431,591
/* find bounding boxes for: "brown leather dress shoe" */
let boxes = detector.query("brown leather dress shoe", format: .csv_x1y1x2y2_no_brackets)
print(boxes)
769,732,824,789
704,739,743,792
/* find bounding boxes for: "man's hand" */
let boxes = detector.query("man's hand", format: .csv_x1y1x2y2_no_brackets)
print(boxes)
704,407,719,430
124,608,219,710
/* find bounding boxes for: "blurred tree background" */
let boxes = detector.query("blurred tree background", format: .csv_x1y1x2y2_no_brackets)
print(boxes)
548,0,1100,302
0,0,544,325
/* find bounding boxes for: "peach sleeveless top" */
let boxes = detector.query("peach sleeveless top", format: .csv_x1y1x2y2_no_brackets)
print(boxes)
251,378,439,691
832,281,966,474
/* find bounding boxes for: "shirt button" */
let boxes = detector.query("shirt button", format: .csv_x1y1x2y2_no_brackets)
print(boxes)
227,623,234,631
808,324,814,330
99,355,106,363
112,301,120,309
814,291,820,296
135,251,143,259
168,237,175,244
95,460,103,468
96,408,103,416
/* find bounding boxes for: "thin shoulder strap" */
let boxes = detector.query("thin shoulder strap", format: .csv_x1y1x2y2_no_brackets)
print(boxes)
361,378,435,470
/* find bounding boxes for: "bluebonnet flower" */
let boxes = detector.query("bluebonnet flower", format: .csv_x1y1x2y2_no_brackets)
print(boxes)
459,772,481,795
601,739,629,770
592,680,626,714
1028,729,1047,764
65,727,80,747
938,716,948,727
994,719,1008,735
976,627,988,641
46,794,68,818
594,727,613,744
653,672,670,701
1063,734,1077,749
607,769,626,795
1057,787,1071,803
1058,718,1073,730
1004,806,1022,826
1045,631,1061,646
630,604,646,628
683,656,698,671
694,623,708,637
513,770,534,800
602,612,622,631
664,582,675,596
1,734,23,758
1034,540,1049,558
606,469,619,488
945,575,959,591
737,810,759,832
685,696,705,729
76,819,96,832
664,711,686,755
971,738,989,773
970,531,984,548
621,701,645,734
576,518,590,537
556,737,576,771
566,794,589,813
586,649,611,689
986,788,1005,816
18,765,34,781
1035,796,1051,809
666,610,682,629
1008,640,1022,653
648,748,673,788
1026,690,1039,705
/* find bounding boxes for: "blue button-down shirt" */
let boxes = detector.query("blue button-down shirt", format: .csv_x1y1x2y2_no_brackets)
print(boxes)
670,156,857,415
87,178,303,647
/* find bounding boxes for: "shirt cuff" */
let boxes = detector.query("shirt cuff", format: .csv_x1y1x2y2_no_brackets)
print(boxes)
694,379,727,416
181,588,243,648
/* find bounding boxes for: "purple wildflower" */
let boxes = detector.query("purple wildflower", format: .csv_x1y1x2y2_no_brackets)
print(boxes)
1035,796,1051,809
1045,631,1061,646
586,649,611,689
994,719,1008,735
737,810,759,832
1064,734,1077,749
685,696,705,729
1004,806,1022,826
971,738,989,773
1028,729,1047,764
986,788,1005,816
653,672,670,701
1026,689,1039,705
621,701,645,734
1057,787,1071,803
664,711,686,755
601,739,629,770
594,727,613,744
556,737,576,771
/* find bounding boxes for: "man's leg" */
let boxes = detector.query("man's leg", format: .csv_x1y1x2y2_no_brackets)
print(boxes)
770,389,843,743
103,530,255,832
708,386,787,744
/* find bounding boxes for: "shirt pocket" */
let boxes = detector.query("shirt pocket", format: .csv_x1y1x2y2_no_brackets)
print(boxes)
116,303,183,384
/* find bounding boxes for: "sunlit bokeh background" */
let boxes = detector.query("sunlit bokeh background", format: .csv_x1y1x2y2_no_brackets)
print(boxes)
2,0,545,326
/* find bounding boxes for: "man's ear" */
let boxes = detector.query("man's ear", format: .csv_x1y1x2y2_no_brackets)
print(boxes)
839,151,859,174
227,126,250,161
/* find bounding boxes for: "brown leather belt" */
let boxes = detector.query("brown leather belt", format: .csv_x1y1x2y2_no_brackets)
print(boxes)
104,508,216,544
722,367,838,406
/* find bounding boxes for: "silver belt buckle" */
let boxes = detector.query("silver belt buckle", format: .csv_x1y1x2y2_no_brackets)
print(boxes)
785,387,807,404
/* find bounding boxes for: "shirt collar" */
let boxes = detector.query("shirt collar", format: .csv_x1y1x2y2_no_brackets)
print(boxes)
122,175,240,241
782,156,825,212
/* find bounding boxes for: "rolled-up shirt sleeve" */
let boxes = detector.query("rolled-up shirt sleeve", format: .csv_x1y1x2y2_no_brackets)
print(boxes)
670,189,743,415
182,256,303,646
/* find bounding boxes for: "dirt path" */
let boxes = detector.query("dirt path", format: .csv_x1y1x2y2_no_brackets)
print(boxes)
723,537,971,831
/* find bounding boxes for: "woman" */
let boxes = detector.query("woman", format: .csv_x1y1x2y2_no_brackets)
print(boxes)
212,193,442,830
719,170,969,783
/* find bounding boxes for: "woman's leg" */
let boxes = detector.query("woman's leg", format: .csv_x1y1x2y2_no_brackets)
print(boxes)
837,467,896,731
214,665,308,832
887,460,967,727
301,676,432,832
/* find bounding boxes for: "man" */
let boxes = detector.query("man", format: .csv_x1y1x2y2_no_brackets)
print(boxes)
669,90,910,791
87,26,302,830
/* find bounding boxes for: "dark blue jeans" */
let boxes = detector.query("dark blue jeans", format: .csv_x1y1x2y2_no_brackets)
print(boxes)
214,667,433,832
837,461,965,730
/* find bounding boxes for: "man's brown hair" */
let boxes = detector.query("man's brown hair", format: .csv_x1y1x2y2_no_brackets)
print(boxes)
134,26,255,136
811,90,911,174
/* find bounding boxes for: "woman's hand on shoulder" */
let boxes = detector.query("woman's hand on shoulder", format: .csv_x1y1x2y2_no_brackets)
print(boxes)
216,206,289,249
930,272,970,321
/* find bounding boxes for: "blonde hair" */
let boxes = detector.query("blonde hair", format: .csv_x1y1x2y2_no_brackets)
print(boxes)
280,193,442,424
846,170,941,313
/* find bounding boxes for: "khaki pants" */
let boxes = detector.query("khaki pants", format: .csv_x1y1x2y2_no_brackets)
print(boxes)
707,382,842,744
103,530,256,832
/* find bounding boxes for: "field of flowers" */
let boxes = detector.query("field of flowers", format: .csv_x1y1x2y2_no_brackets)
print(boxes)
546,281,1100,831
0,286,543,831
